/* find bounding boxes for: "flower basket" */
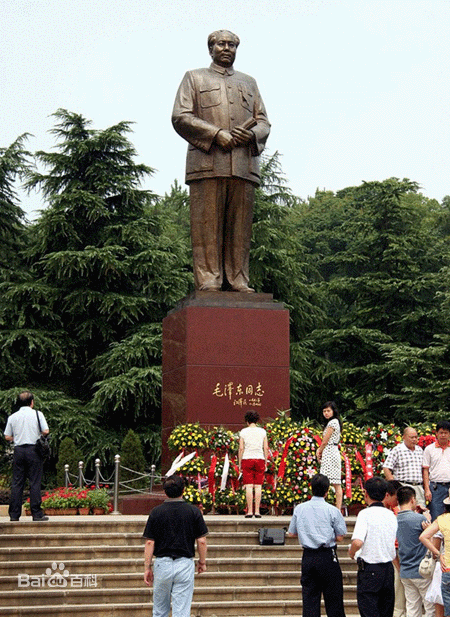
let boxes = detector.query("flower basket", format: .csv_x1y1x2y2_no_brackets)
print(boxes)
348,503,366,516
182,485,202,506
265,410,301,450
214,487,246,514
78,507,90,515
208,427,238,454
168,423,208,451
92,507,105,515
260,485,276,515
200,491,213,514
178,455,205,476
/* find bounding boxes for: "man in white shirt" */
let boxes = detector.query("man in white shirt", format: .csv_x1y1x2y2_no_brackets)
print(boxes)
422,420,450,520
349,476,397,617
4,391,49,521
383,427,425,507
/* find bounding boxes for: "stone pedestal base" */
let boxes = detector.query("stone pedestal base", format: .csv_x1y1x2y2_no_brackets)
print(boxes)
161,291,290,470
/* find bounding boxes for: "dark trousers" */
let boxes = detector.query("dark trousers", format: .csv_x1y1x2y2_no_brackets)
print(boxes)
9,445,44,519
357,561,394,617
301,546,346,617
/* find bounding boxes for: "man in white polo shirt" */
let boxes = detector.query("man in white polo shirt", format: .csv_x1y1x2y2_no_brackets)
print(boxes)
383,427,425,507
4,391,49,522
349,476,397,617
422,420,450,520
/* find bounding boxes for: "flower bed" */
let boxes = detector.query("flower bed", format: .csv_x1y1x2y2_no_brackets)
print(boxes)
167,416,437,514
25,487,112,515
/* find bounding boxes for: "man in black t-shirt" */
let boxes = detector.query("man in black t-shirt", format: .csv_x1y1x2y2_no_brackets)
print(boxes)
143,475,208,617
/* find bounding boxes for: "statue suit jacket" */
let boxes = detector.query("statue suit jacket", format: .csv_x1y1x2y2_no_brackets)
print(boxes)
172,63,270,186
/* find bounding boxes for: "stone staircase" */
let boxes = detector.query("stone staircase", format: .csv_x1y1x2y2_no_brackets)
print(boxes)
0,514,358,616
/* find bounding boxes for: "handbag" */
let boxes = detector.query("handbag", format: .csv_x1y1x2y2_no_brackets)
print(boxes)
419,551,435,578
35,410,50,459
258,527,286,546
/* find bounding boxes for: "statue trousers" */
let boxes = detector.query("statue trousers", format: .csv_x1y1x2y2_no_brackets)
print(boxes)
189,177,254,290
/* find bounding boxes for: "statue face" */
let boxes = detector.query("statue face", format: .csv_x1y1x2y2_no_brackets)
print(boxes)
209,32,237,68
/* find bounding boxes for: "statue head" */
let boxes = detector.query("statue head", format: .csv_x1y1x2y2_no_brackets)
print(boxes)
208,30,240,68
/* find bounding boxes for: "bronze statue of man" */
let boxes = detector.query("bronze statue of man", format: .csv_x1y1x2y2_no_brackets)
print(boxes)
172,30,270,292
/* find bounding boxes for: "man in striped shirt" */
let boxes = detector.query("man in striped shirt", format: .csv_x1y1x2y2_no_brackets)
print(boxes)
383,427,425,507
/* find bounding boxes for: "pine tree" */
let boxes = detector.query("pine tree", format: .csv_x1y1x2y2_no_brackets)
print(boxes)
298,179,450,423
0,134,30,280
56,437,84,487
0,111,191,465
120,429,147,490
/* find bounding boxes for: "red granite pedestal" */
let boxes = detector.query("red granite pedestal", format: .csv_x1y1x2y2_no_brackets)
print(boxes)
161,291,290,471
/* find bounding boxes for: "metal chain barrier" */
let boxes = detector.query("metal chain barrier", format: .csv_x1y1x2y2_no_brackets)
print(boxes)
64,456,162,514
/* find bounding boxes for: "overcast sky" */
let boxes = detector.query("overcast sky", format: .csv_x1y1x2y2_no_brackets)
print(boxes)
2,0,449,220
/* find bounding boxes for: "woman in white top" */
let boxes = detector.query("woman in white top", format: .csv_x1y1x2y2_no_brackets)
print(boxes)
316,401,343,512
238,410,269,518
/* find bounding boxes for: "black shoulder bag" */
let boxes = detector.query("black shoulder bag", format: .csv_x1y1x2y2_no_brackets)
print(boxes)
258,527,286,545
35,410,50,459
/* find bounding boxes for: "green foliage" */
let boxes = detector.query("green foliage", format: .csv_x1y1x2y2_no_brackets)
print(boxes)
0,111,192,474
56,438,84,487
0,134,30,280
120,429,147,490
292,178,450,422
3,111,450,468
86,488,111,511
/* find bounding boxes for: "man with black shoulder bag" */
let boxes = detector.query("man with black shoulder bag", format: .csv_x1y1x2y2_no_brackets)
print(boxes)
287,473,347,617
4,391,49,522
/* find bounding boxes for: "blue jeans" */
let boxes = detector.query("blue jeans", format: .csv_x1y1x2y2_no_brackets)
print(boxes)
441,570,450,616
153,557,195,617
429,482,450,520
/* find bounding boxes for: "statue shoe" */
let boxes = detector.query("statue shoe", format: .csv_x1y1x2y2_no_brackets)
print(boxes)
199,283,221,291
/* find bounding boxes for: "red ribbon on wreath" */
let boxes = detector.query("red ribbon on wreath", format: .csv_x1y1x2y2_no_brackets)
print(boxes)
313,434,322,447
342,450,352,499
208,455,217,497
355,442,374,480
277,435,296,480
355,449,366,473
230,459,240,490
364,442,374,480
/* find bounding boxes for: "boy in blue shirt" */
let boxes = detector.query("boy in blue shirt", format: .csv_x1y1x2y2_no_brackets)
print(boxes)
396,485,434,617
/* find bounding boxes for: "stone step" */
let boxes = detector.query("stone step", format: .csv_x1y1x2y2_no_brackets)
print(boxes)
0,516,148,534
0,530,354,549
0,531,144,548
0,554,358,577
0,514,359,617
0,599,360,617
0,558,142,577
0,515,357,536
0,542,358,571
0,569,359,591
0,584,359,607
